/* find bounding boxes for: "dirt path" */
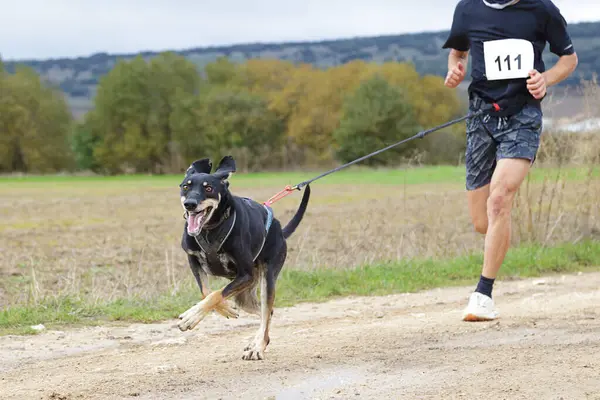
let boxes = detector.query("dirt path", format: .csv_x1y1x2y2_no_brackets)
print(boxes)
1,272,599,400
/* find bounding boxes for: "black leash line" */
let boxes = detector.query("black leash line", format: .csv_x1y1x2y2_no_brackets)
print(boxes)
264,109,484,206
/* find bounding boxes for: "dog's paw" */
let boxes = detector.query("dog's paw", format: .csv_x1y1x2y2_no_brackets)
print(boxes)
214,301,239,319
177,303,208,331
242,347,264,361
242,340,267,361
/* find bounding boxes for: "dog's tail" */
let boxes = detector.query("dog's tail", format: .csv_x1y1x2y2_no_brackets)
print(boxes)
281,184,311,239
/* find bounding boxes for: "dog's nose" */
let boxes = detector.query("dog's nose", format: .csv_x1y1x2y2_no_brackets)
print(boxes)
183,199,197,211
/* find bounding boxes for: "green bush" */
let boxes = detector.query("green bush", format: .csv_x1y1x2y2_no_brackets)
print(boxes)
333,74,421,165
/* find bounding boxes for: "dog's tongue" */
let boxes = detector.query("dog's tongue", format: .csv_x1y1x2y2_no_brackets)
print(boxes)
187,213,204,234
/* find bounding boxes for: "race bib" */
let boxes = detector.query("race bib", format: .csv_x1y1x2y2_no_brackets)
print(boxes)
483,39,534,81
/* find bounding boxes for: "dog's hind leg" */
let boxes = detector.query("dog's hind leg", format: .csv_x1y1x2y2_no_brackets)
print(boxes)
233,277,260,316
242,264,276,361
178,265,255,331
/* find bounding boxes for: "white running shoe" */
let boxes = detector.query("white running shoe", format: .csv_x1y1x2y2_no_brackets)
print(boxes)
462,292,499,321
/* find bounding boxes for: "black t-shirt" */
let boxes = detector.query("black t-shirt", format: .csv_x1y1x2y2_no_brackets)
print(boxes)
443,0,575,116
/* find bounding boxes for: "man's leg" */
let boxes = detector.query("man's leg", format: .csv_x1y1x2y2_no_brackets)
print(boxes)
463,158,531,321
467,184,490,235
482,158,532,279
462,110,498,320
463,104,542,321
464,102,497,235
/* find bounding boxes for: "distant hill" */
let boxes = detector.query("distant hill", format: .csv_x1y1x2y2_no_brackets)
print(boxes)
4,21,600,117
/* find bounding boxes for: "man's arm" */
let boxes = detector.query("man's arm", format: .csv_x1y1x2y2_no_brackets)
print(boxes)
449,49,469,71
543,53,578,87
527,53,577,100
445,49,469,88
528,1,578,99
443,2,470,89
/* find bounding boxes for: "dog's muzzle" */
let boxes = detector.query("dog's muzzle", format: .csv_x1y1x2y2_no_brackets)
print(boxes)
182,198,219,237
186,208,210,236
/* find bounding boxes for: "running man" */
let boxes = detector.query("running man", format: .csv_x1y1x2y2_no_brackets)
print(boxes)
442,0,578,321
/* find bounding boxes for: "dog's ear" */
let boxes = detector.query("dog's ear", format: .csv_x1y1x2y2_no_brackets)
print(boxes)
185,158,212,176
214,156,236,181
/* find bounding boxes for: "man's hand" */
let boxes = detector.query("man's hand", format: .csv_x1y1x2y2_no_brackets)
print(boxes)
445,61,466,89
527,70,547,100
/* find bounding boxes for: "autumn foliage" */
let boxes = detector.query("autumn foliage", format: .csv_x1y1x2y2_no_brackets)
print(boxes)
1,53,467,174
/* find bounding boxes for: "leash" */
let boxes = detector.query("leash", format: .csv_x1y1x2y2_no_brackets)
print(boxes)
263,108,487,206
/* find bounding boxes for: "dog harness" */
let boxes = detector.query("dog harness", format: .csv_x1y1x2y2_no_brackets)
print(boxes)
253,204,273,262
193,201,274,264
263,204,273,232
193,207,237,267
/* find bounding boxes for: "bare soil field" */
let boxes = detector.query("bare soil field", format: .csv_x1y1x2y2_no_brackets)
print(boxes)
1,271,599,400
1,179,473,304
1,173,598,306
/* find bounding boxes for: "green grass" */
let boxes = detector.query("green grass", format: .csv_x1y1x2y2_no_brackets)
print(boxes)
2,240,599,335
0,165,464,189
0,290,203,336
1,165,598,190
276,241,600,304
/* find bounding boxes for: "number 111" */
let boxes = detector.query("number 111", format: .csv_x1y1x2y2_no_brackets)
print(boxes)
495,54,522,71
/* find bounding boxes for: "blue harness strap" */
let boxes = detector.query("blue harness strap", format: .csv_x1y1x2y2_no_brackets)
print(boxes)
240,198,274,262
242,197,273,233
263,204,273,233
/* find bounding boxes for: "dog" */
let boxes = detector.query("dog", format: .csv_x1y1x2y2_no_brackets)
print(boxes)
176,155,311,360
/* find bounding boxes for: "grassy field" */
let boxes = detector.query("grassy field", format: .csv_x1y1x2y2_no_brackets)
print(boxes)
1,164,599,334
2,164,599,187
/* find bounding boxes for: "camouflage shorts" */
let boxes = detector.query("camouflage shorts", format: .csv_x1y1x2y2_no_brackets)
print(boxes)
465,96,543,191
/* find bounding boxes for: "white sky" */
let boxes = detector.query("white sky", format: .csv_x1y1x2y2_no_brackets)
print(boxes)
1,0,599,60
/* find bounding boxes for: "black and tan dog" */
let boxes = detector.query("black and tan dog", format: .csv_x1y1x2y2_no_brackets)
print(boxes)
177,156,310,360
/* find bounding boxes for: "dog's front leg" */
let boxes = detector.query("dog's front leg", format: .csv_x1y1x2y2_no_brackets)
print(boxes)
178,266,255,331
242,265,275,361
187,254,238,319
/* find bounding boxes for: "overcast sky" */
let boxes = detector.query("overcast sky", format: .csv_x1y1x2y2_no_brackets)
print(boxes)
2,0,599,60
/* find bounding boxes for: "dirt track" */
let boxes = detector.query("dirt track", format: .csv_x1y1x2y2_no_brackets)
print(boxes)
1,272,599,400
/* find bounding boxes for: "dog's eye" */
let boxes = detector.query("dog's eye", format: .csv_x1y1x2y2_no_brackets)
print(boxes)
182,185,189,191
205,186,213,193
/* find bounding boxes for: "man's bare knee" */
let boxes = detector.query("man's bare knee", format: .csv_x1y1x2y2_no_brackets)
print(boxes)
487,184,514,220
487,158,531,222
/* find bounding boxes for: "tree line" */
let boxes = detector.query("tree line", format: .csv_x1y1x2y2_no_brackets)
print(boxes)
8,20,599,103
0,53,468,174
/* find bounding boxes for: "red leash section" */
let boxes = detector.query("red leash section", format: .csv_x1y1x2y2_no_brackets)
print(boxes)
263,185,300,206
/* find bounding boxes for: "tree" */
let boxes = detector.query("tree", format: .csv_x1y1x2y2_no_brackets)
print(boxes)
368,62,467,164
87,53,200,173
0,66,73,173
233,59,296,95
70,119,101,171
410,75,467,164
280,60,373,163
333,74,421,166
147,52,201,170
89,56,151,173
204,57,237,86
179,89,285,172
169,88,207,167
